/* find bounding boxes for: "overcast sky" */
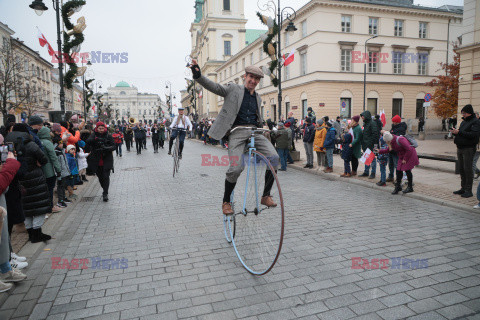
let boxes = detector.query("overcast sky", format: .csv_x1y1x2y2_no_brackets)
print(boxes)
0,0,463,106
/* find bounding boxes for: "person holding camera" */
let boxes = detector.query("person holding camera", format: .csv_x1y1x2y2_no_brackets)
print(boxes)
86,122,116,202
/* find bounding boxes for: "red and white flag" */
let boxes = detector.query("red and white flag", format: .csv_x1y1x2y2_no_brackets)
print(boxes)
37,28,55,57
380,109,386,127
76,92,82,102
198,91,203,99
91,105,96,113
360,148,375,166
282,49,295,67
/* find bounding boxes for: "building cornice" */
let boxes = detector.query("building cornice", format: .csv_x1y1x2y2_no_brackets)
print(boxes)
455,42,480,53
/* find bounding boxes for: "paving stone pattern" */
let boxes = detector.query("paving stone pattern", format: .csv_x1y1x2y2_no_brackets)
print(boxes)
1,140,480,319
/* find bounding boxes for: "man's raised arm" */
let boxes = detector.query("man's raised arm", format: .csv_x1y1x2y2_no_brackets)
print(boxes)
190,59,229,97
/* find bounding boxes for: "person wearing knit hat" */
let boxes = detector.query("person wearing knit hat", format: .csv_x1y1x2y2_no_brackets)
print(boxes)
323,119,337,173
314,119,327,169
452,104,480,199
28,116,44,130
303,116,316,168
387,115,407,182
86,119,116,202
349,115,363,175
378,130,419,194
51,123,62,135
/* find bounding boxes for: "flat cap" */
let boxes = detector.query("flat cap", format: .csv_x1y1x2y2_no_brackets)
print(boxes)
245,65,264,78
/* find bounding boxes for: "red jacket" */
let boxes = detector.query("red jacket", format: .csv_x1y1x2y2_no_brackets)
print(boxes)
0,158,21,194
112,133,124,144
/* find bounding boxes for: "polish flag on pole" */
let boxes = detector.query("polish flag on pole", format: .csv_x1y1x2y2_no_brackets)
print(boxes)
282,49,295,67
36,27,55,57
380,109,386,127
360,148,375,166
91,105,96,113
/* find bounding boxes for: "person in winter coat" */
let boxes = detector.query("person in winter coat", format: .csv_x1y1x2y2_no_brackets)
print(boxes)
54,137,71,207
340,132,353,177
349,115,363,176
285,111,296,152
313,119,327,169
37,126,62,214
86,122,115,202
66,145,79,197
59,120,84,147
452,104,480,198
379,131,419,194
303,118,316,168
307,107,316,124
323,121,336,173
387,115,407,182
0,154,27,291
112,128,124,157
158,123,166,149
132,123,146,155
124,125,133,152
360,110,379,179
271,122,291,171
151,123,161,153
5,124,51,243
77,140,89,182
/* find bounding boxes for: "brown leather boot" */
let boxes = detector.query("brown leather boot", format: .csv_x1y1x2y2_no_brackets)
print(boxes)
340,172,348,177
222,202,234,215
352,171,357,176
261,196,277,207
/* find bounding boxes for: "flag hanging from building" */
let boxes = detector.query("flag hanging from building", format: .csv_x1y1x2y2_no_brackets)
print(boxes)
36,27,55,57
91,105,96,113
282,49,295,67
360,148,375,166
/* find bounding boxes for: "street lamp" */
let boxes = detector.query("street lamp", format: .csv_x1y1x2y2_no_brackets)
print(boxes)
165,81,175,117
258,0,297,122
30,0,66,118
363,35,378,112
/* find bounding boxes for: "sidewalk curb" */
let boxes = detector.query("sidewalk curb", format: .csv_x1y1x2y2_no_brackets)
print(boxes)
188,138,478,214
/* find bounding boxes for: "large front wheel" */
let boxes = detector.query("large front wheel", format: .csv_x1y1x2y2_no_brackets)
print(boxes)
230,150,284,275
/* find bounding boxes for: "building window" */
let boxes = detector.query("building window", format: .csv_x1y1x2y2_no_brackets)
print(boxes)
285,102,290,115
341,15,351,33
259,47,263,60
37,66,40,77
224,41,231,56
242,58,245,69
235,62,238,73
223,0,230,11
419,22,427,39
340,98,351,118
229,66,232,77
302,99,308,118
341,49,352,72
393,52,403,74
367,98,377,115
285,65,290,80
300,52,307,75
369,17,378,35
302,20,307,38
368,51,378,73
392,99,402,117
418,54,428,75
394,20,404,37
416,99,425,119
250,53,254,65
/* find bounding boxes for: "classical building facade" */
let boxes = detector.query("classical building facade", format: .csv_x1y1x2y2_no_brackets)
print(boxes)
101,81,167,124
457,0,480,109
190,0,463,131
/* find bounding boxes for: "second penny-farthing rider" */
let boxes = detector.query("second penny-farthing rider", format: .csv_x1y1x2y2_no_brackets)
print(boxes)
168,107,193,159
189,60,279,215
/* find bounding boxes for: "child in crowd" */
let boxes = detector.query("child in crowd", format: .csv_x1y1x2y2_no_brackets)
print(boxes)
376,136,389,186
77,140,89,182
340,132,353,177
54,137,71,207
65,145,78,200
323,120,336,173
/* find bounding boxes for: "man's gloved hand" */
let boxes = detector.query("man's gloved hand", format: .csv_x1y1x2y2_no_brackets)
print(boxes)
190,59,201,79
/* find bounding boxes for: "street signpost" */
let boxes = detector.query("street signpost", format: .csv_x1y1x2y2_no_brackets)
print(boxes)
422,93,432,136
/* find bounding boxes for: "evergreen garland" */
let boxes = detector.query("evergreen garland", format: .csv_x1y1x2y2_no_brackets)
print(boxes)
257,12,280,87
61,0,86,89
85,78,93,113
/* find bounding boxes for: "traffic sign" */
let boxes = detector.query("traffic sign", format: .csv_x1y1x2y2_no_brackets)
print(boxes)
423,102,431,108
341,101,346,108
424,93,432,102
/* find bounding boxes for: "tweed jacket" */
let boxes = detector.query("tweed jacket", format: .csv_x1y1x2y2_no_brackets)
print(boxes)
196,76,264,140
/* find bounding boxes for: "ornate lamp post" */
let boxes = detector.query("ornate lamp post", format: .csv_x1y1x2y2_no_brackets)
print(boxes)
165,81,176,117
363,35,378,112
30,0,66,117
258,0,297,121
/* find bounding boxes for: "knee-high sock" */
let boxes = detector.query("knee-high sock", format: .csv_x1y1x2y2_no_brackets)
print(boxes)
179,141,184,154
223,179,237,203
263,170,276,197
168,137,174,152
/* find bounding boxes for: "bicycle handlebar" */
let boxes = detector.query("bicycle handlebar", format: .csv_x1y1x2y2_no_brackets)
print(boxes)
230,127,270,135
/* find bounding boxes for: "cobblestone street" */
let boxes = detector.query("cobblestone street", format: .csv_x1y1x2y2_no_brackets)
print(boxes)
1,139,480,320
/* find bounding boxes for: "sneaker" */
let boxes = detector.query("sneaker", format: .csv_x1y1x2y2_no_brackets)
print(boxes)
474,204,480,209
0,269,27,282
10,259,28,270
376,181,386,186
64,198,72,203
52,206,61,213
57,201,67,208
11,253,26,262
0,280,13,292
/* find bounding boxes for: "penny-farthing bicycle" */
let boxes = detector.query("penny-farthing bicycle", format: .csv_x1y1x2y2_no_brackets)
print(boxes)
172,128,186,177
223,127,284,275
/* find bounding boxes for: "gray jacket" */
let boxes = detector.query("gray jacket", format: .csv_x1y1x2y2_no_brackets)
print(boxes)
196,76,264,140
333,120,341,139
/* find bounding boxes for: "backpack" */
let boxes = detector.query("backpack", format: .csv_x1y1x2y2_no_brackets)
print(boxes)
396,135,418,148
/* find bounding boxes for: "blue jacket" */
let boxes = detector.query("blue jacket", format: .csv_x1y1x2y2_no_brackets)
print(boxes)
66,153,79,175
324,127,337,149
341,133,353,161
